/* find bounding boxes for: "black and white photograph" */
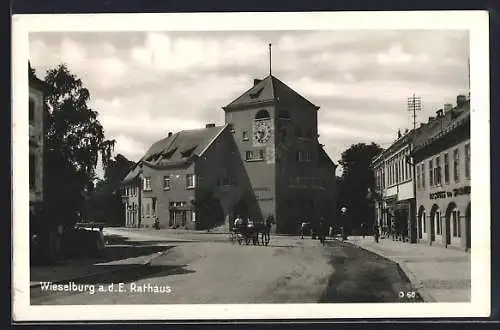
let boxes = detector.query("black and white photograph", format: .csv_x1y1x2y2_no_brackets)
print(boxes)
12,11,490,321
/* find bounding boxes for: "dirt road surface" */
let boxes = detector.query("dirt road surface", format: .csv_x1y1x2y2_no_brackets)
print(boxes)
31,229,421,305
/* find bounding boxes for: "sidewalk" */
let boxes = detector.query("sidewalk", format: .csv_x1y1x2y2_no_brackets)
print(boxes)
346,236,471,302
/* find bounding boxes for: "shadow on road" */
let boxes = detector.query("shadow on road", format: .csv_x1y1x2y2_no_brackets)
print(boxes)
104,234,196,246
319,240,424,303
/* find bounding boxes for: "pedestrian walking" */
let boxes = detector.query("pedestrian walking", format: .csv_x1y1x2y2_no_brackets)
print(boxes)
328,225,334,239
300,220,307,239
373,223,380,243
319,218,326,245
361,222,366,239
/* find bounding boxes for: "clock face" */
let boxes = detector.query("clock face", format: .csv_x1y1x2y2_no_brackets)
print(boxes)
253,120,273,144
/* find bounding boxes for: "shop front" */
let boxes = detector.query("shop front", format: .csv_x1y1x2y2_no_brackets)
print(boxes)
418,185,471,251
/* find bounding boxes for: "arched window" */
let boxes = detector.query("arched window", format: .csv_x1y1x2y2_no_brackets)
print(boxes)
278,110,291,120
255,109,270,120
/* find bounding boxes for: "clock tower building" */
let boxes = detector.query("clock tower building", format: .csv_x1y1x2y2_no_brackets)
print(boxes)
222,75,338,234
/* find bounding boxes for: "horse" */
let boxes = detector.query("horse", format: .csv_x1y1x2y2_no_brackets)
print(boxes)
250,220,272,246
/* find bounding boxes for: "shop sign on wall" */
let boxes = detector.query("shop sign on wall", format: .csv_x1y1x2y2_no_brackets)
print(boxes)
253,187,273,201
429,186,471,200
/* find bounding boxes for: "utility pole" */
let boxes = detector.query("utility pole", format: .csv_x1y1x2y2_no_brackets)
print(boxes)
407,94,422,130
405,94,421,244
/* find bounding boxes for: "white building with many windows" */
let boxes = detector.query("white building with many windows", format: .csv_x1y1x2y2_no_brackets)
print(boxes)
411,95,470,251
372,129,417,242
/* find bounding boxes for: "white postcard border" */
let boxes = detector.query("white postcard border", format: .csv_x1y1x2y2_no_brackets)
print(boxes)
12,10,490,321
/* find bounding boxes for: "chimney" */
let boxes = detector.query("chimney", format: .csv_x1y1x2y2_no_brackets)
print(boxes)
404,129,409,134
253,79,262,86
444,103,453,112
206,123,215,128
168,132,172,137
436,109,444,117
457,95,467,107
397,129,402,138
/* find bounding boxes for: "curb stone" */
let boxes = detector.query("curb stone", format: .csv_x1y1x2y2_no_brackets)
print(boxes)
340,239,435,303
30,251,165,290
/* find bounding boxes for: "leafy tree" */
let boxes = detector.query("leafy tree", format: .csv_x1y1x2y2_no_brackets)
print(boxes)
86,154,135,226
38,64,115,229
337,142,383,232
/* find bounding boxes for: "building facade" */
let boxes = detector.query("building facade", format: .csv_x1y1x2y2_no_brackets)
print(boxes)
29,73,46,216
411,96,470,251
121,74,338,233
372,129,417,242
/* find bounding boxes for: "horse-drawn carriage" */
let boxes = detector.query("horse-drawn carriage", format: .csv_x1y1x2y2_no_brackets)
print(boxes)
230,219,271,246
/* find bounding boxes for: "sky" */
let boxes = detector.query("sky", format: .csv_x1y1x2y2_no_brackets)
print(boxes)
29,30,469,177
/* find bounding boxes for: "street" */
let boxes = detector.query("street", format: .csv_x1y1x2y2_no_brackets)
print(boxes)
31,228,422,304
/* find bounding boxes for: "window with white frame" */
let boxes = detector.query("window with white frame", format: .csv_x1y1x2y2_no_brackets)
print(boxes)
143,177,151,191
297,150,311,162
444,153,450,184
186,174,196,189
465,143,470,179
395,161,399,184
163,175,171,190
429,159,434,187
421,162,425,188
402,154,406,181
416,165,421,189
453,148,460,182
435,156,442,185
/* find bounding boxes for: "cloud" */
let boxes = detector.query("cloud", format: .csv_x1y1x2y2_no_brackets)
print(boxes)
29,30,469,172
377,43,430,66
129,32,267,74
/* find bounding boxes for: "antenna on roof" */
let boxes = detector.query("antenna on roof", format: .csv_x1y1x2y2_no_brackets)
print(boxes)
407,93,422,130
269,43,272,76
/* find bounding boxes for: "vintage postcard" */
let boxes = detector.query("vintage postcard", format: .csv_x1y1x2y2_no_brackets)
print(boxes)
12,11,490,321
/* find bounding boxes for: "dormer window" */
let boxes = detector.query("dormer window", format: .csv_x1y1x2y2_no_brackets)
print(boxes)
162,147,177,159
181,145,197,158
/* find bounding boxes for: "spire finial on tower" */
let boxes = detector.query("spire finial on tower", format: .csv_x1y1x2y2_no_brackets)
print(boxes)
269,43,272,76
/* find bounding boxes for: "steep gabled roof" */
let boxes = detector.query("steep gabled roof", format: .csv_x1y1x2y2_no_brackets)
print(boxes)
223,75,318,111
140,124,227,168
122,125,227,185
